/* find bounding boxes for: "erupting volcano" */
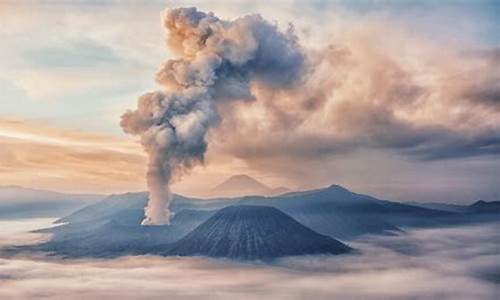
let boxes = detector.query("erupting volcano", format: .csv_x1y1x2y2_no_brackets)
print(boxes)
121,7,305,225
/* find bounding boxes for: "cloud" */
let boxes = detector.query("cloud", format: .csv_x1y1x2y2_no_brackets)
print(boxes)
0,117,254,196
0,118,146,193
0,0,161,103
207,22,500,180
0,220,498,299
1,2,499,200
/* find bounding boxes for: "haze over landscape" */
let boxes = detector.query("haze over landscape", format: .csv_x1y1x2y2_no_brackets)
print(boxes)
0,1,499,299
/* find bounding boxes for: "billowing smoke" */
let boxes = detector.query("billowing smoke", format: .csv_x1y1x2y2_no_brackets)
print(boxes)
120,7,304,225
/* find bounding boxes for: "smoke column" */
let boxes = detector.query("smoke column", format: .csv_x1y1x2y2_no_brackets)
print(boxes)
120,7,305,225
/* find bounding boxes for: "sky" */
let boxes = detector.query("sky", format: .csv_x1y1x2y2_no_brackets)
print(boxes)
0,0,499,203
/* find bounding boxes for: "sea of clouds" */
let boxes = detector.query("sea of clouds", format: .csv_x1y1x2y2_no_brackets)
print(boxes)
0,219,498,300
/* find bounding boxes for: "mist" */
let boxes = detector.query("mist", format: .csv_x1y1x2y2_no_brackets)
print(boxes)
0,219,498,300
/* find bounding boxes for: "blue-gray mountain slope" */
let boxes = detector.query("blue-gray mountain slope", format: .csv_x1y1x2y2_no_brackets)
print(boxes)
21,184,498,259
156,205,352,260
32,208,216,258
0,186,103,219
236,185,457,239
47,184,463,243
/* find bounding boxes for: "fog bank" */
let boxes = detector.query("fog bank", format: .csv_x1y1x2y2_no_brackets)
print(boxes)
0,219,498,299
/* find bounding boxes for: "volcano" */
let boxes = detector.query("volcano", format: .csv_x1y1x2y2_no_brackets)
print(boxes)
163,205,352,260
210,174,289,197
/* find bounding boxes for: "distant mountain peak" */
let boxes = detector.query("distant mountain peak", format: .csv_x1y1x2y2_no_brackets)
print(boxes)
211,174,289,197
279,184,350,198
470,200,487,207
0,186,104,219
469,200,500,208
227,174,258,181
326,184,350,191
0,185,54,193
216,174,268,188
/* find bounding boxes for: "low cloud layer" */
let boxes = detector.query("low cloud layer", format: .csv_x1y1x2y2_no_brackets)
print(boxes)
0,219,498,299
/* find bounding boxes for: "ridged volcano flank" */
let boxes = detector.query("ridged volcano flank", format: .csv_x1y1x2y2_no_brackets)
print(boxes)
165,205,352,260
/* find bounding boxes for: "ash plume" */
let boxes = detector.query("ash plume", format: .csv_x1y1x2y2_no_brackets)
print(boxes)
121,7,304,225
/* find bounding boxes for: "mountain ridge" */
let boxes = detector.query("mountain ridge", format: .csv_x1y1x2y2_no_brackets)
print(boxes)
18,183,499,260
52,183,461,241
0,186,105,219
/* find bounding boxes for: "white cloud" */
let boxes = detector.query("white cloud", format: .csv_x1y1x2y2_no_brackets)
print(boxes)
0,220,498,300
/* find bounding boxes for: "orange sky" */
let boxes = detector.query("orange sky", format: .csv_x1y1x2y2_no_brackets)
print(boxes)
0,1,499,203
